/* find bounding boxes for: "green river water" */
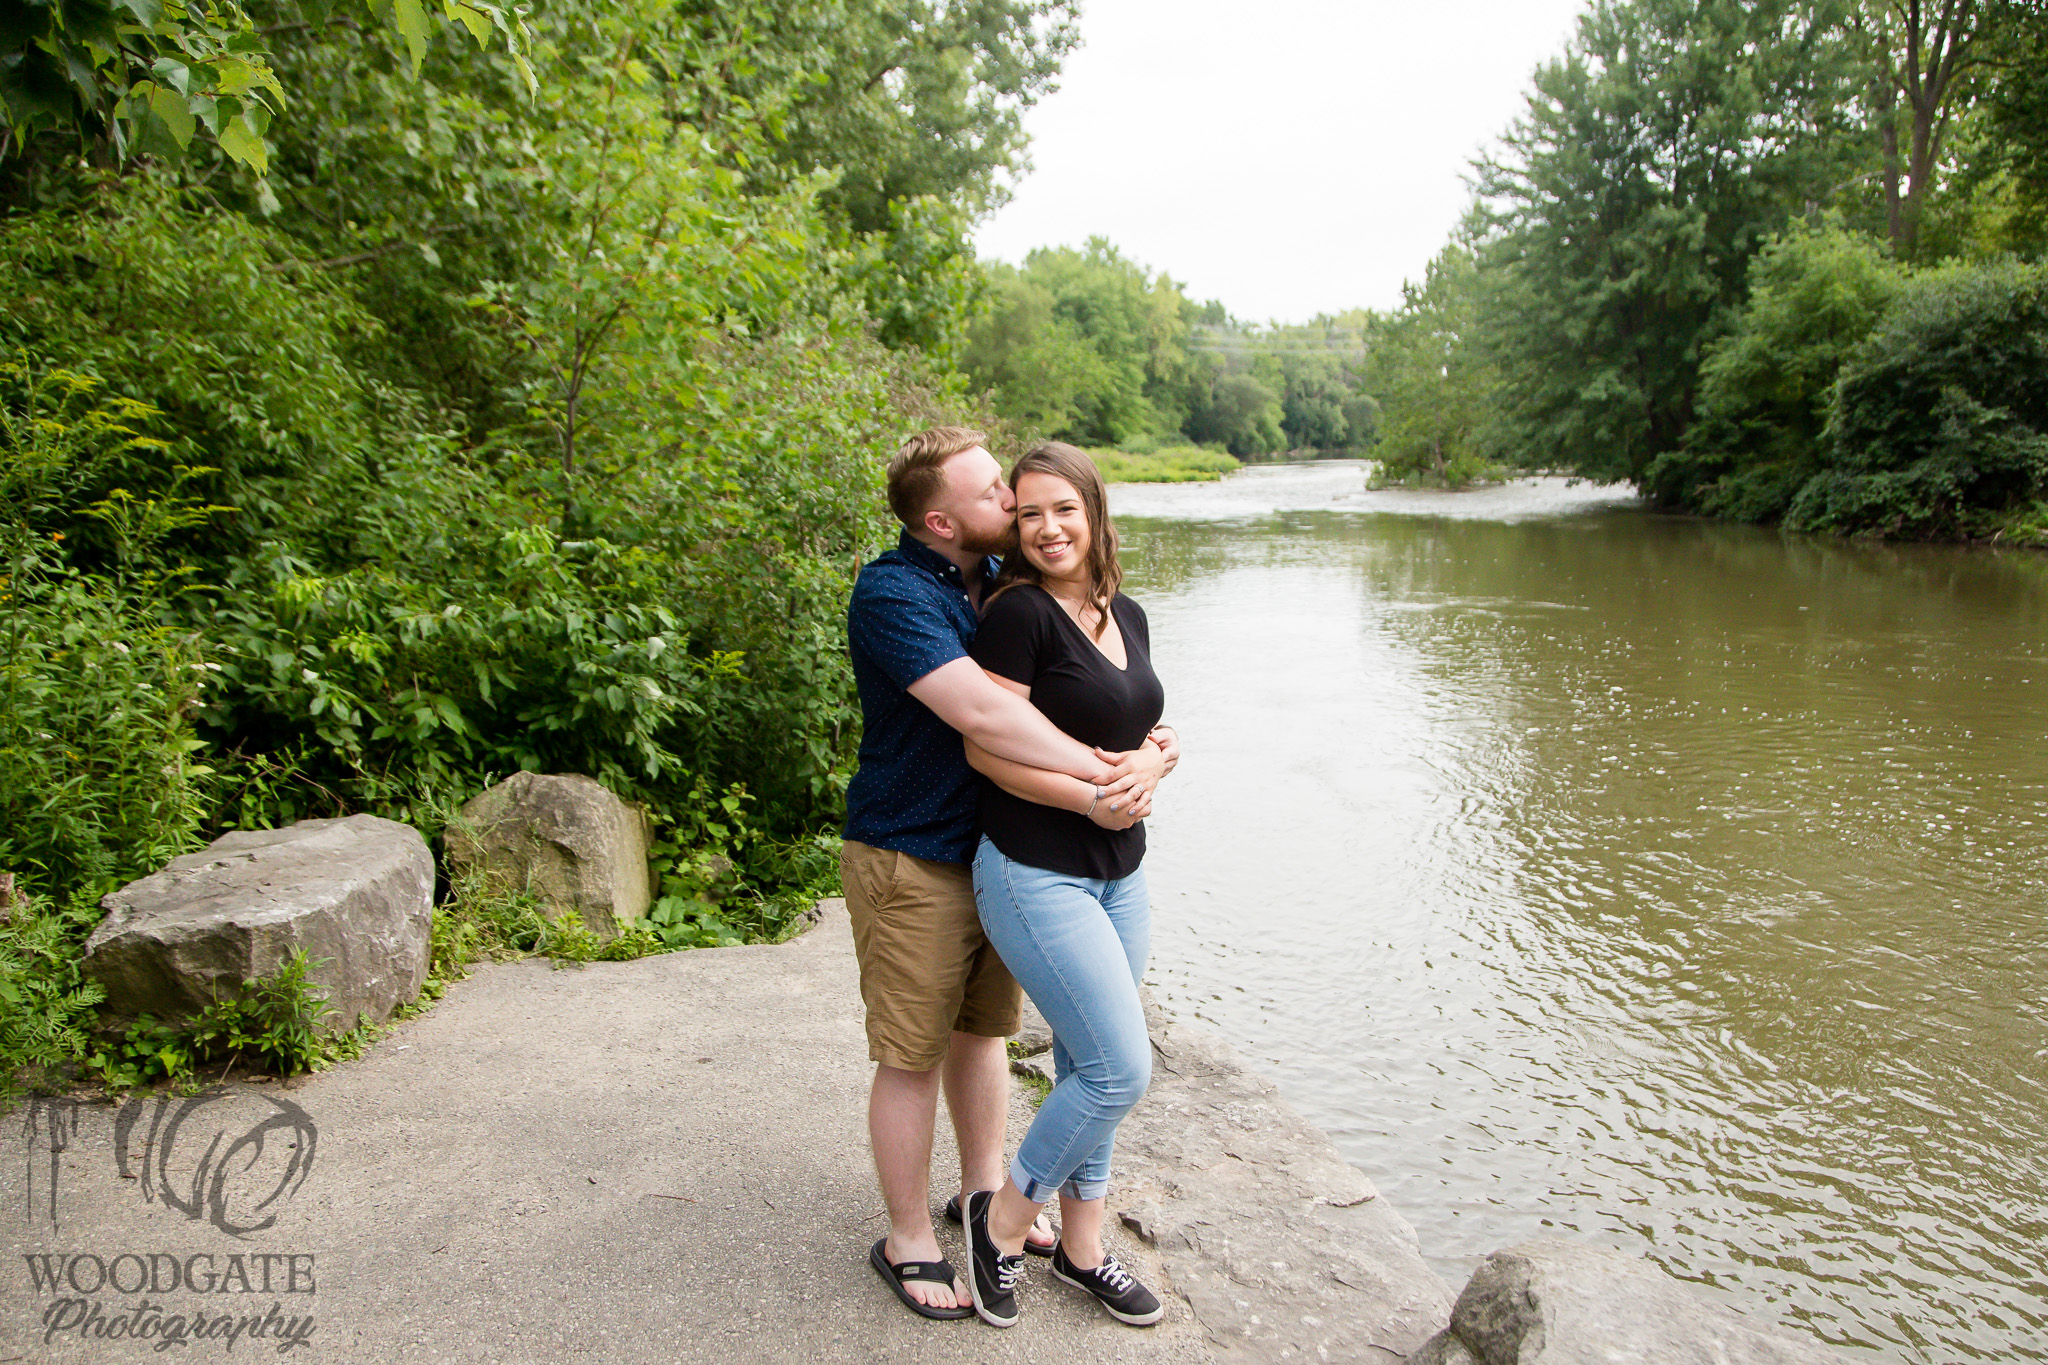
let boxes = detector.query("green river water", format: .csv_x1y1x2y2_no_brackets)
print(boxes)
1111,461,2048,1362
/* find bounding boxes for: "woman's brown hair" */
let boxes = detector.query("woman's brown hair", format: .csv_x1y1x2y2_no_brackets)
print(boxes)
987,442,1123,638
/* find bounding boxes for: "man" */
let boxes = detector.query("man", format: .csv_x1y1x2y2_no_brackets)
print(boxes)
843,426,1172,1317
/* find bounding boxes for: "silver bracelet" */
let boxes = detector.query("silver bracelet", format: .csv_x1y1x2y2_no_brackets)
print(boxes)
1086,784,1103,816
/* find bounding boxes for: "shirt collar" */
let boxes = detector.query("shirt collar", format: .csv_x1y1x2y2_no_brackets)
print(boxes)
896,529,1000,593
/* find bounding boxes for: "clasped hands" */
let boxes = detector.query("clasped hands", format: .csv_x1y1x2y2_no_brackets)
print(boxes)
1084,725,1181,830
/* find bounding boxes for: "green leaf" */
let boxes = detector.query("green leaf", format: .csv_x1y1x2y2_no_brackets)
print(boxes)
148,81,195,148
390,0,431,74
216,111,269,172
150,56,189,95
443,0,491,47
214,55,283,103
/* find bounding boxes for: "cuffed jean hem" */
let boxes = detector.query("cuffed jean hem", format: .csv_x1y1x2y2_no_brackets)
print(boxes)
1011,1157,1107,1204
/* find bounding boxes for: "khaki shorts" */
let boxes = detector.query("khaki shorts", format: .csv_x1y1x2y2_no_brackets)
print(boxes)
841,840,1022,1070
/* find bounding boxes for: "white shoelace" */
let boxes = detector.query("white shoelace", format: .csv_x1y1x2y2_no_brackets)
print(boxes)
995,1254,1024,1293
1092,1254,1135,1294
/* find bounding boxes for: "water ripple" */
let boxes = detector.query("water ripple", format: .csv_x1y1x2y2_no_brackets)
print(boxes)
1122,467,2048,1363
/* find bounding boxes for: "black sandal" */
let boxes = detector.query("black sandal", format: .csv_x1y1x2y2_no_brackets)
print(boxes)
869,1238,974,1320
943,1194,1056,1257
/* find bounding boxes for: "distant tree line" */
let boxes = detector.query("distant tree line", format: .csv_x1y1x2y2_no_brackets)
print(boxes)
1389,0,2048,537
965,0,2048,539
960,240,1380,458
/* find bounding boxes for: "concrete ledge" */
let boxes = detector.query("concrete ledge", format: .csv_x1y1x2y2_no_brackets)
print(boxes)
1112,995,1454,1362
812,897,1454,1358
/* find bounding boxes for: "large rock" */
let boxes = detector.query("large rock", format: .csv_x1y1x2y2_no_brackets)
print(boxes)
85,816,433,1031
1408,1239,1859,1365
444,773,651,939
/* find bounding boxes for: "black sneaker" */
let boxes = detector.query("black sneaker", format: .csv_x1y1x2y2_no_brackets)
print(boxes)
1050,1243,1164,1326
963,1189,1025,1328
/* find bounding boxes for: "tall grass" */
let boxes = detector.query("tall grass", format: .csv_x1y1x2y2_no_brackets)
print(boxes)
1087,445,1242,484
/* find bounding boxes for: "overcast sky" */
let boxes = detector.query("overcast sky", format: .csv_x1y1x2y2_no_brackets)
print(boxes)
974,0,1590,323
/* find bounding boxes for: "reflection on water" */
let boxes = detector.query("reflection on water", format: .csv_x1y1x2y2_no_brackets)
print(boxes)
1117,464,2048,1363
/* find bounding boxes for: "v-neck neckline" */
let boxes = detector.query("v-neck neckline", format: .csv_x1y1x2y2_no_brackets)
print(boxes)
1041,585,1129,673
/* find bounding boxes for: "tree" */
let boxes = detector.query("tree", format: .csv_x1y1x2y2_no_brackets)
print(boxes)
1278,360,1352,451
1474,0,1863,482
964,239,1192,444
1187,370,1283,457
657,0,1076,360
961,265,1116,434
0,0,529,182
1366,243,1501,485
722,0,1079,235
1973,0,2048,252
1848,0,2028,258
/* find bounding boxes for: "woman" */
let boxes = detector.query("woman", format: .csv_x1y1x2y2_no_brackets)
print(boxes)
958,441,1175,1330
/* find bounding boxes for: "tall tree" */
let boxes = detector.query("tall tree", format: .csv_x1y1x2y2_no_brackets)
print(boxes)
1473,0,1862,482
1853,0,1999,258
1366,243,1500,484
964,239,1192,445
0,0,528,184
665,0,1077,233
1974,0,2048,250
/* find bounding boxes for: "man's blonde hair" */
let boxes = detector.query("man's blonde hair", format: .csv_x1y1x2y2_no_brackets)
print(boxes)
887,426,987,529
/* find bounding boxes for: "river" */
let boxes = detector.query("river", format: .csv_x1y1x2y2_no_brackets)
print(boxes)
1111,461,2048,1363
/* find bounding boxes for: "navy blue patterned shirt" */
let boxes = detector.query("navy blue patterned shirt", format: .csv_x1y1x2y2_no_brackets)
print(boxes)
843,531,1004,864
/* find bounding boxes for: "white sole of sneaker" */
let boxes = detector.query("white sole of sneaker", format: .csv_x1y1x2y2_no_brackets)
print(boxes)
966,1196,1020,1329
1051,1264,1166,1326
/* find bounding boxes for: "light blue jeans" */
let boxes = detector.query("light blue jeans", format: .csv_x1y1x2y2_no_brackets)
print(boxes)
972,836,1152,1203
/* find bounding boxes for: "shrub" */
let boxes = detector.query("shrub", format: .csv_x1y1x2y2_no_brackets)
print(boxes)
1798,260,2048,537
0,187,422,574
1657,221,1907,518
0,893,108,1094
1,364,218,903
87,949,346,1089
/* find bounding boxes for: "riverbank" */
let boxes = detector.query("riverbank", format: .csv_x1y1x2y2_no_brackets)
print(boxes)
1090,445,1243,483
0,898,1450,1362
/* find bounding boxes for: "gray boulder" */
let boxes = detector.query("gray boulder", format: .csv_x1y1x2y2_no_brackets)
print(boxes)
1409,1239,1858,1365
444,773,651,939
85,816,433,1032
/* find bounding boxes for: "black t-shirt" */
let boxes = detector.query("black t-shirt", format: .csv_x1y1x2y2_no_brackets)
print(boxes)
969,584,1166,880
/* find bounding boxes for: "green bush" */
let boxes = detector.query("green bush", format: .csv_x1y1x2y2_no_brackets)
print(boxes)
0,185,920,843
0,894,108,1093
645,780,842,948
0,187,421,573
88,949,345,1089
1656,221,1907,518
1797,260,2048,537
1,365,219,903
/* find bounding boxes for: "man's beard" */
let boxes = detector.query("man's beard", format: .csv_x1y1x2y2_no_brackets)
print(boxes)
959,520,1019,558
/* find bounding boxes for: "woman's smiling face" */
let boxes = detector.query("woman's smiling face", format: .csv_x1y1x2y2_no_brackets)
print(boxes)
1014,470,1092,582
